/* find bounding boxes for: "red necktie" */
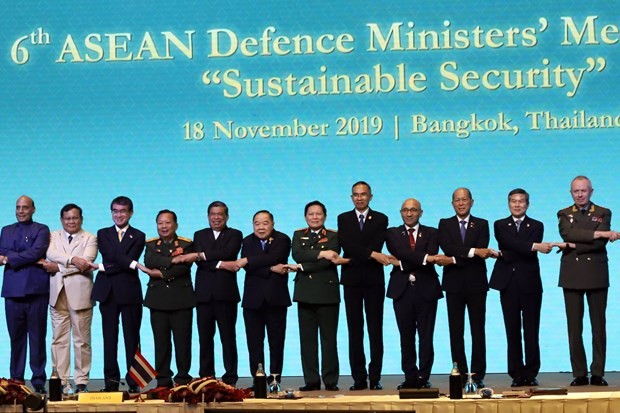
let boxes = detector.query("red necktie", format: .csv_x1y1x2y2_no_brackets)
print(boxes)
408,228,416,250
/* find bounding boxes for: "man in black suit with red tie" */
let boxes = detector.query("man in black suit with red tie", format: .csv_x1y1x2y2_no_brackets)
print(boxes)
338,181,390,391
490,188,553,387
436,188,494,388
386,198,443,390
193,201,243,385
91,196,146,392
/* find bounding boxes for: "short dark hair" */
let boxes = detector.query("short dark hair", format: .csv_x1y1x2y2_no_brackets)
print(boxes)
253,210,274,222
352,181,372,194
208,201,229,215
508,188,529,204
110,196,133,212
60,203,83,218
156,209,177,223
304,200,326,216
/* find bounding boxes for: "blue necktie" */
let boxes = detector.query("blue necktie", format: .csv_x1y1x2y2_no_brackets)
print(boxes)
460,220,467,242
260,240,267,251
359,214,365,230
515,219,522,232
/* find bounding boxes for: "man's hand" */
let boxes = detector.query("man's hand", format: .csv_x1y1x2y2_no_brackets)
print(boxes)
370,251,392,266
233,257,249,271
474,248,495,259
270,263,291,275
70,256,93,272
219,261,239,272
38,259,60,273
318,250,339,262
533,242,554,254
432,255,455,266
0,255,5,266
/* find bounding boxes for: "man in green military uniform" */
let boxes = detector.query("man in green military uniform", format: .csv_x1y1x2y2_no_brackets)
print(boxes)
140,210,198,388
290,201,349,392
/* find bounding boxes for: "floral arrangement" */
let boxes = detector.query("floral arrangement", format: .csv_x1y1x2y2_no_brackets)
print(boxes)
146,378,251,404
0,379,32,404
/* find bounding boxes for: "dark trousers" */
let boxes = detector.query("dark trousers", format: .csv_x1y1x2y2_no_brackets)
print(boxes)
445,291,486,381
298,302,339,387
150,308,193,387
393,284,438,382
563,287,607,377
499,278,541,380
343,284,385,385
196,301,238,384
99,298,142,389
243,304,287,377
5,295,48,386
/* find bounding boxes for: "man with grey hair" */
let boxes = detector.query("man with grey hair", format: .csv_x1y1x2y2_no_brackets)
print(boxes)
557,176,620,387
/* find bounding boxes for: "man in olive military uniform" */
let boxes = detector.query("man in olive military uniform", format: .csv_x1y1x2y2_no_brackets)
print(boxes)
291,201,349,391
140,210,197,388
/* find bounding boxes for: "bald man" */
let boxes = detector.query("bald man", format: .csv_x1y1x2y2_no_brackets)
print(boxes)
0,196,51,393
386,199,443,389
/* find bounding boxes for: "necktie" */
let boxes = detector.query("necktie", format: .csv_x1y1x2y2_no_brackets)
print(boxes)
68,235,73,244
260,240,267,251
118,230,124,242
359,214,365,230
408,228,416,250
515,219,522,232
581,209,587,215
460,220,467,242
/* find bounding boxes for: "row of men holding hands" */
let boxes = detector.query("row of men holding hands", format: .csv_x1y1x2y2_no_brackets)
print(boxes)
0,175,617,394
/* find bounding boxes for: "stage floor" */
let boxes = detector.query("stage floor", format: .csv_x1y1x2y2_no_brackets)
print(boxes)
80,371,619,395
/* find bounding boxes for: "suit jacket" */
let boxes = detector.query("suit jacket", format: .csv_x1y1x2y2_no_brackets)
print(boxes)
337,208,388,286
47,229,98,310
438,215,489,294
0,220,51,298
490,216,543,294
557,203,610,290
292,227,341,305
193,227,242,303
143,235,196,311
385,224,443,301
91,225,146,305
241,230,292,309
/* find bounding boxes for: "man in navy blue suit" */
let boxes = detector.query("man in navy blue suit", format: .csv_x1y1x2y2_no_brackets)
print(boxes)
91,196,145,392
436,188,495,388
490,188,553,387
0,196,50,393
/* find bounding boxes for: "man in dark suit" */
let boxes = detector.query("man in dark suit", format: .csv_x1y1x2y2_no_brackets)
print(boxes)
557,176,620,386
193,201,242,385
386,198,443,390
235,210,292,389
0,196,50,393
142,210,196,388
490,189,553,387
91,196,146,392
436,188,494,388
338,181,390,390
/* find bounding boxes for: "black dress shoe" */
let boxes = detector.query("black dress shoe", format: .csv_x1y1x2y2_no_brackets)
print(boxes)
420,380,432,389
76,384,88,393
511,378,525,387
325,384,339,391
370,381,383,390
100,386,119,392
570,376,589,386
349,382,368,391
524,378,539,386
33,385,46,394
590,376,608,386
299,383,320,391
474,380,485,388
397,381,417,390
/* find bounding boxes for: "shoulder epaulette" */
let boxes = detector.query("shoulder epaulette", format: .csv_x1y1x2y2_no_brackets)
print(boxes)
295,227,309,232
146,237,159,243
325,228,337,233
177,236,192,242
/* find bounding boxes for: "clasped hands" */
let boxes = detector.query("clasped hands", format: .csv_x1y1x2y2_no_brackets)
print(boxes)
37,256,94,274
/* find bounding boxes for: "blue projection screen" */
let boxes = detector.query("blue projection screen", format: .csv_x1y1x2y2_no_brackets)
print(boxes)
2,1,620,379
